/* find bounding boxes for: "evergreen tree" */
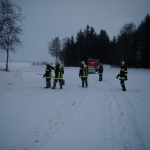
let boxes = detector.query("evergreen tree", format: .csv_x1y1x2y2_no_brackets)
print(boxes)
69,36,76,66
76,29,85,64
110,36,119,65
60,37,68,65
136,14,150,68
62,38,71,66
98,30,110,64
117,23,136,66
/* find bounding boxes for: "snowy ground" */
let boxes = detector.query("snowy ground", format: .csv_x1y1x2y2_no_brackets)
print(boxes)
0,62,150,150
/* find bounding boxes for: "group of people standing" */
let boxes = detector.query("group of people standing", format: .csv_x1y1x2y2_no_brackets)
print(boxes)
43,60,128,91
43,60,64,89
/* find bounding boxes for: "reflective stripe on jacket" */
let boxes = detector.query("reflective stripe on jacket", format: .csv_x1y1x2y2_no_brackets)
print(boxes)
98,66,103,74
44,67,52,78
119,67,128,80
54,65,64,80
49,64,64,80
79,65,88,77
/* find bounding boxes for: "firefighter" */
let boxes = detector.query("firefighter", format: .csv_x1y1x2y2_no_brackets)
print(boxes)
43,62,52,88
116,61,128,91
98,63,103,81
79,61,88,87
51,60,64,89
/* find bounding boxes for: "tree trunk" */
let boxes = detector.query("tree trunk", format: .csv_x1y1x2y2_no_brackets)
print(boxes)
6,50,9,71
55,55,57,64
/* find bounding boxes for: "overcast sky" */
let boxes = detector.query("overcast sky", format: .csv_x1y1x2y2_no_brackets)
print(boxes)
0,0,150,63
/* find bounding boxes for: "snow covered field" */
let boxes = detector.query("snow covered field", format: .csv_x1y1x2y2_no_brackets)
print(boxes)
0,62,150,150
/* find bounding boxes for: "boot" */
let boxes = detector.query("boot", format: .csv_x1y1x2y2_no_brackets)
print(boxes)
82,82,84,87
99,75,102,81
45,82,49,88
48,82,51,88
85,80,88,87
59,81,62,89
122,85,126,91
51,81,56,89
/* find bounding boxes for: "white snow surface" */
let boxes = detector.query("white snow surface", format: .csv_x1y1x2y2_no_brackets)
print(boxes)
0,62,150,150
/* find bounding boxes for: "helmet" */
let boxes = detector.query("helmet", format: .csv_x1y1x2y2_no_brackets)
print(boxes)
99,63,102,65
81,61,85,65
46,62,49,65
120,61,125,65
57,60,61,64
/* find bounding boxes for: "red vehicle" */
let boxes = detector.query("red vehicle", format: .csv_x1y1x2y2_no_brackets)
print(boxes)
87,59,99,71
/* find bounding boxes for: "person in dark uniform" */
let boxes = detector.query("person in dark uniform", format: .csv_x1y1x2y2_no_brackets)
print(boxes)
98,63,103,81
79,61,88,87
50,60,64,89
116,61,128,91
43,63,52,88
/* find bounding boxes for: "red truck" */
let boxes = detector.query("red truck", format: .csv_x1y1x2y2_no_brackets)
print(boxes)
87,59,99,71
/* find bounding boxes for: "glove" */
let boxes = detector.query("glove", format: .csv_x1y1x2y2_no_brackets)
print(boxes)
125,77,128,80
43,75,45,78
116,75,118,79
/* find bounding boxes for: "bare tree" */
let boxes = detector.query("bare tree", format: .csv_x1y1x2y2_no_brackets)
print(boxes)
0,0,25,71
120,22,136,35
48,37,61,63
118,22,136,65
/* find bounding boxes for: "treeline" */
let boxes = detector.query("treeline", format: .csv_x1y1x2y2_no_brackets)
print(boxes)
59,14,150,68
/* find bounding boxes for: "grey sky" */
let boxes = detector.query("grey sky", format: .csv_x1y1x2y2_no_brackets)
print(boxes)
0,0,150,62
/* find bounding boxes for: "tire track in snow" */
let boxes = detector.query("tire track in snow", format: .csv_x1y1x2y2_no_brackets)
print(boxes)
1,86,87,150
102,79,147,150
100,81,116,150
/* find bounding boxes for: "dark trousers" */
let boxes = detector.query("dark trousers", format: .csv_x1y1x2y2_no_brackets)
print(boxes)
99,74,103,81
46,78,51,87
120,80,126,91
53,79,63,89
81,77,88,87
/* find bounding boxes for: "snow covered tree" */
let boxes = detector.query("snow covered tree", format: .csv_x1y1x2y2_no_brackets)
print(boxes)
0,0,25,71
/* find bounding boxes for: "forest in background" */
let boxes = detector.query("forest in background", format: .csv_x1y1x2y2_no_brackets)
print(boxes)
56,14,150,68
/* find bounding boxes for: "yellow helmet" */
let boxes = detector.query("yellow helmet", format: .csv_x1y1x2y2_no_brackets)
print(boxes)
81,61,85,65
120,61,125,65
57,60,61,64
